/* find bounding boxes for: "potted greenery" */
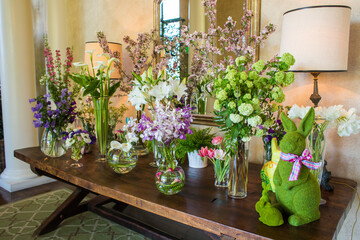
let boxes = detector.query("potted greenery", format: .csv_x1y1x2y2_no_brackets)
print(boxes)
176,128,215,168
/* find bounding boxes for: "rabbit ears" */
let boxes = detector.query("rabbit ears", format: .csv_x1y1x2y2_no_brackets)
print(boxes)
281,108,315,138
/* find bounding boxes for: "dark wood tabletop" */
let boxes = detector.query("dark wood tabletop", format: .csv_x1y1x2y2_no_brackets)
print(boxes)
14,146,357,240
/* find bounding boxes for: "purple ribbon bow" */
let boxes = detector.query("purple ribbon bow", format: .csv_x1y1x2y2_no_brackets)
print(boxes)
280,149,321,181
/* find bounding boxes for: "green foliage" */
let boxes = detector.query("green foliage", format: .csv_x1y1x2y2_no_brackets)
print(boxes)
175,128,215,161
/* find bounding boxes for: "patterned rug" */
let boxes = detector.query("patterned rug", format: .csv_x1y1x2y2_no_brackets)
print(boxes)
0,188,149,240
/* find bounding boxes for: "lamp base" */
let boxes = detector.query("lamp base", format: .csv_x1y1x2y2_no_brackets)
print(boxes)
310,72,321,107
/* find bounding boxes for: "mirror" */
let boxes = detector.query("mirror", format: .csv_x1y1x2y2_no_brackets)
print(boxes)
154,0,261,126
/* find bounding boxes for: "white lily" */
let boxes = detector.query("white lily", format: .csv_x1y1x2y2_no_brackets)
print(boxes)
128,87,148,111
120,143,132,153
72,62,87,68
110,140,122,151
148,81,172,104
168,78,187,100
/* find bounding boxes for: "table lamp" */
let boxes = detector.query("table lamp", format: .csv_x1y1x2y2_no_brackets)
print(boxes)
84,41,123,79
279,5,351,107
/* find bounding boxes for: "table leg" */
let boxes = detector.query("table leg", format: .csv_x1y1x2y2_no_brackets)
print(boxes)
33,187,90,237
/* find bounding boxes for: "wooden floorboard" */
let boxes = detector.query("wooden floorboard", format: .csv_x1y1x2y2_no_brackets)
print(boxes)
0,181,73,205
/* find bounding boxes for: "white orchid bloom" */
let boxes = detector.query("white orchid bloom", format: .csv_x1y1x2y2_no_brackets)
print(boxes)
125,132,139,143
128,87,148,111
120,143,132,153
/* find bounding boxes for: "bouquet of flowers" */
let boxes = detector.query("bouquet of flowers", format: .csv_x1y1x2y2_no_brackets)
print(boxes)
214,53,295,144
29,89,77,157
199,136,230,186
128,67,187,111
288,104,360,182
64,129,95,167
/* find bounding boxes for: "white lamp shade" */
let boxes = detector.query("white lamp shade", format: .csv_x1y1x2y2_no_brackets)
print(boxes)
84,41,123,78
280,5,351,72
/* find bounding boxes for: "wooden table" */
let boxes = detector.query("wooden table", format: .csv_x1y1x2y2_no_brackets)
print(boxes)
14,147,357,240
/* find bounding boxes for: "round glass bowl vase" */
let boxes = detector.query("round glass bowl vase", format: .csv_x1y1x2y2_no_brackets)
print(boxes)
155,160,185,195
107,149,138,174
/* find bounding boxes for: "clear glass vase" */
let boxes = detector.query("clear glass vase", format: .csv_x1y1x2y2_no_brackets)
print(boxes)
155,143,185,195
40,128,67,158
93,96,110,162
197,96,207,115
70,147,83,168
228,140,249,199
214,162,229,187
306,118,328,185
107,149,138,174
263,137,272,166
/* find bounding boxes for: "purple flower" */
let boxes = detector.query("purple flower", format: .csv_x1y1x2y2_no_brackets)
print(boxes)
29,98,35,103
33,120,42,128
268,128,275,134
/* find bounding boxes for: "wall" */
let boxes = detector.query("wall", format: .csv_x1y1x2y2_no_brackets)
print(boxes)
259,1,360,239
47,0,154,122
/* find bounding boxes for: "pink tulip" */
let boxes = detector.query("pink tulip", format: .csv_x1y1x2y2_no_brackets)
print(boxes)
198,146,209,158
207,148,216,159
212,136,223,146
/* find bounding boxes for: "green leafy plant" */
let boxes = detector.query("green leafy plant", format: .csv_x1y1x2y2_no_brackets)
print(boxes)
175,128,215,161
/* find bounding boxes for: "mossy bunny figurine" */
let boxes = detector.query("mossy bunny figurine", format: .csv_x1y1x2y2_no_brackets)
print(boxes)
256,108,321,227
274,107,321,226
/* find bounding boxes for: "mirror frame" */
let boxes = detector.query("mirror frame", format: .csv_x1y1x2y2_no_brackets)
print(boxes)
154,0,261,126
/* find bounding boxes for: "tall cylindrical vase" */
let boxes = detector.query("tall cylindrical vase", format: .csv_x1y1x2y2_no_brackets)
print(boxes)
93,96,110,162
306,118,328,185
228,140,249,199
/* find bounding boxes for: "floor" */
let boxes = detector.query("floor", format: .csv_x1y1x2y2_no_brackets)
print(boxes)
0,181,73,206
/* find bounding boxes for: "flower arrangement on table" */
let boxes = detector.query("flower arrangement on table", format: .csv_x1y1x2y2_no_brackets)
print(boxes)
29,36,77,157
107,117,140,174
63,129,96,167
70,42,121,160
137,104,193,195
199,136,231,187
288,104,360,183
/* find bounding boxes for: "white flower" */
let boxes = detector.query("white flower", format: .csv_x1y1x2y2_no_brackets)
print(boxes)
128,87,147,111
125,132,139,143
288,104,311,119
229,114,243,123
148,81,172,103
338,108,360,137
72,62,87,68
214,149,226,160
110,140,122,150
120,143,132,153
65,138,75,148
241,136,252,142
85,49,95,56
316,105,347,126
97,53,110,60
81,133,92,144
168,78,187,100
248,115,262,127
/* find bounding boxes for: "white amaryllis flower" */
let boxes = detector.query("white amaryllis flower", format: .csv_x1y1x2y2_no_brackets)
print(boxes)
128,87,147,111
338,108,360,137
120,143,132,153
168,78,187,100
214,149,226,160
125,132,139,143
148,81,172,103
288,104,311,119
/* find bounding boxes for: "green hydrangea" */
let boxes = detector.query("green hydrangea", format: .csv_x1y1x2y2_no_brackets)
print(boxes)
226,69,237,81
234,90,241,98
235,56,247,66
245,80,253,88
253,59,265,72
271,87,285,103
255,129,265,137
275,71,285,85
242,136,252,142
238,103,254,116
216,89,227,101
284,72,295,86
214,99,222,111
228,101,236,109
251,98,260,105
282,53,295,66
240,72,248,80
248,115,262,127
243,93,252,100
249,71,259,80
230,114,243,123
263,119,273,128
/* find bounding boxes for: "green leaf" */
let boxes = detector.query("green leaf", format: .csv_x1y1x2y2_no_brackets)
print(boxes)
108,81,121,97
83,80,99,96
226,116,232,128
69,74,86,87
